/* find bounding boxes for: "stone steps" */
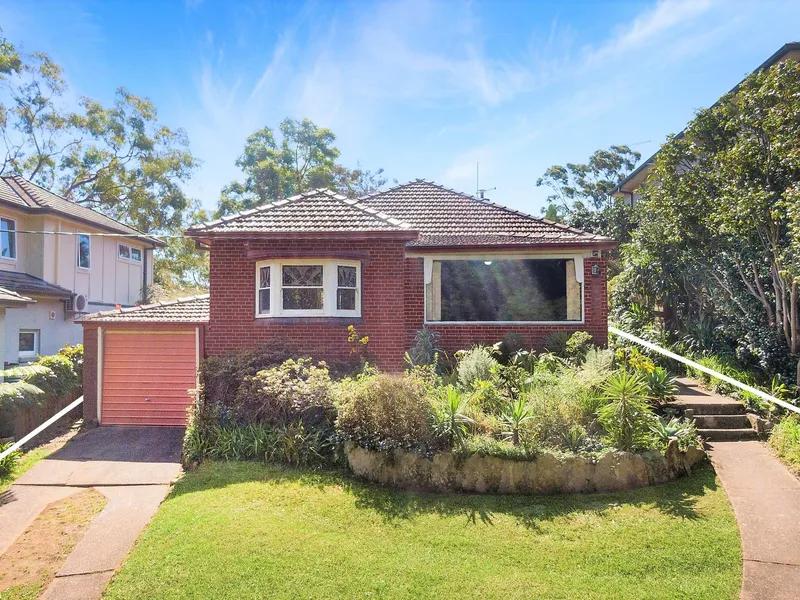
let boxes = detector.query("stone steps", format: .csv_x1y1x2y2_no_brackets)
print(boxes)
669,380,759,442
694,414,751,429
697,428,759,442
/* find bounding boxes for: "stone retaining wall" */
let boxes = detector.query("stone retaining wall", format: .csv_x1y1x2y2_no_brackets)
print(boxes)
345,440,706,494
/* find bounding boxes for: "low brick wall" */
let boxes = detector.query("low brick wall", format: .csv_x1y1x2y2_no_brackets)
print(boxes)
345,440,706,494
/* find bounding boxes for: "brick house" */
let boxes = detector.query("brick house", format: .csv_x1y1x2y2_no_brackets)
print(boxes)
79,180,614,426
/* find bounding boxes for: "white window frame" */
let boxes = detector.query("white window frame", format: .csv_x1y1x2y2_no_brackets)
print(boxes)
18,329,40,360
1,216,17,261
117,243,142,263
414,252,587,326
254,258,361,318
77,234,91,270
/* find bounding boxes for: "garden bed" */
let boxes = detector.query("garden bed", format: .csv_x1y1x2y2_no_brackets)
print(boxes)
345,440,706,494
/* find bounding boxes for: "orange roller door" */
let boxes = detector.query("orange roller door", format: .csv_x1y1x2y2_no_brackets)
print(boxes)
101,329,198,426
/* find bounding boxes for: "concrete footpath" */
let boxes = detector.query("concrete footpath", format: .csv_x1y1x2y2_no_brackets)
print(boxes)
0,426,183,600
708,441,800,600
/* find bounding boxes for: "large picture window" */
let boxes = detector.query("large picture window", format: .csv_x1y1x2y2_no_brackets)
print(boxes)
425,258,582,323
255,259,360,318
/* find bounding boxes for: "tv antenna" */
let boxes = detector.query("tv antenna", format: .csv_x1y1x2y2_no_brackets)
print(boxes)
476,163,495,200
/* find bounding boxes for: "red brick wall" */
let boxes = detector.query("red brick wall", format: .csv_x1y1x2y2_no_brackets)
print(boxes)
205,240,610,372
403,256,609,354
205,238,409,371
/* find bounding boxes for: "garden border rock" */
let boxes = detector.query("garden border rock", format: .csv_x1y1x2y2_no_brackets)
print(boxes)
345,440,706,494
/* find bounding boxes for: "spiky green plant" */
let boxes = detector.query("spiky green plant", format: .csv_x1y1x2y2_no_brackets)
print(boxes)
597,371,654,452
500,397,535,446
431,385,474,444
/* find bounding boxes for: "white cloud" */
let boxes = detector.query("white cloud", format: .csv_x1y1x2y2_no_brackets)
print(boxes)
584,0,718,66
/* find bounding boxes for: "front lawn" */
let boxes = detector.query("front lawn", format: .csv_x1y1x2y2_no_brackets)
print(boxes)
105,462,742,600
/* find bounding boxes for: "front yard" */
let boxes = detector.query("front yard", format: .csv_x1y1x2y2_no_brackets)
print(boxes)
105,461,742,600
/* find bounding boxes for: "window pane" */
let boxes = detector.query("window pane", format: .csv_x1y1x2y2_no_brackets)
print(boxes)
429,259,571,322
19,331,36,353
258,289,270,314
282,265,322,286
1,218,16,259
337,288,356,311
259,266,271,289
78,235,90,268
337,266,357,288
130,248,142,261
118,244,130,259
283,288,323,310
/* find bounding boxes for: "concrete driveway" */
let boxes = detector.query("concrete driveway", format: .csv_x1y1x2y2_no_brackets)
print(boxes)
0,426,183,600
14,425,183,486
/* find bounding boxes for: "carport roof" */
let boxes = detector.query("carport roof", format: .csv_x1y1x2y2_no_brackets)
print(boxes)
78,294,209,323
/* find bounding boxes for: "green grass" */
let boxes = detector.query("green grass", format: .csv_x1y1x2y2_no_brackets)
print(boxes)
769,416,800,474
0,421,83,493
0,445,52,494
105,461,742,600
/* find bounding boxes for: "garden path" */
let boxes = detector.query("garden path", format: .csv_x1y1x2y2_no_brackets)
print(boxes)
675,380,800,600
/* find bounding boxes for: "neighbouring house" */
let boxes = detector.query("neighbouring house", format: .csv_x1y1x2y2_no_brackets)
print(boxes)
614,41,800,202
79,179,614,426
0,175,163,366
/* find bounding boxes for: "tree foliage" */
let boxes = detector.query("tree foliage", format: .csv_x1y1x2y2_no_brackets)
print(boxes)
216,118,387,217
0,30,197,234
615,59,800,381
536,145,640,246
0,29,205,295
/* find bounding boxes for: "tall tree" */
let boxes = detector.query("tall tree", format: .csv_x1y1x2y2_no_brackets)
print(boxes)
616,59,800,382
216,118,387,216
536,145,640,243
0,31,197,234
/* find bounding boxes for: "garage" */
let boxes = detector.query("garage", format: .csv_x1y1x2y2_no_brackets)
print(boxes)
79,295,209,427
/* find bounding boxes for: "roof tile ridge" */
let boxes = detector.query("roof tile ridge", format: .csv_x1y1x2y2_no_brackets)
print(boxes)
11,175,157,240
189,189,338,231
334,194,414,229
356,179,431,202
5,176,41,208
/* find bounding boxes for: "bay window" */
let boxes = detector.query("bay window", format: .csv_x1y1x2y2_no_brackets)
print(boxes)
425,257,583,323
255,259,360,318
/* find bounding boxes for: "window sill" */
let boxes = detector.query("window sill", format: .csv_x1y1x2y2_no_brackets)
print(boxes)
255,316,363,326
425,320,585,326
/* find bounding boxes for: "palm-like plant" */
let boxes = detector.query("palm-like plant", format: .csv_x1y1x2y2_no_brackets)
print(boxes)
431,385,474,444
644,367,679,402
597,370,654,452
500,397,534,446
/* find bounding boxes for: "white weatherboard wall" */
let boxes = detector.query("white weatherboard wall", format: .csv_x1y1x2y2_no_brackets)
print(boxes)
4,297,81,364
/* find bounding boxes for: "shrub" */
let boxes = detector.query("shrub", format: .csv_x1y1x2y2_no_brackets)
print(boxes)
406,327,444,367
565,331,594,364
649,416,700,452
542,331,572,357
469,379,506,414
233,359,335,428
456,346,498,389
184,422,335,467
769,416,800,474
336,373,434,451
500,397,534,446
0,441,21,477
524,369,601,446
454,434,539,461
645,367,679,403
496,331,525,364
597,371,655,452
202,344,358,410
583,348,614,374
431,385,473,444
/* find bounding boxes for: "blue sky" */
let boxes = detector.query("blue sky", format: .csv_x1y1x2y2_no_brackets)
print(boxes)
2,0,800,215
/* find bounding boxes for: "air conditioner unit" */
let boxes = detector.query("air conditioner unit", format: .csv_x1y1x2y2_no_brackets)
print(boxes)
65,294,88,314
